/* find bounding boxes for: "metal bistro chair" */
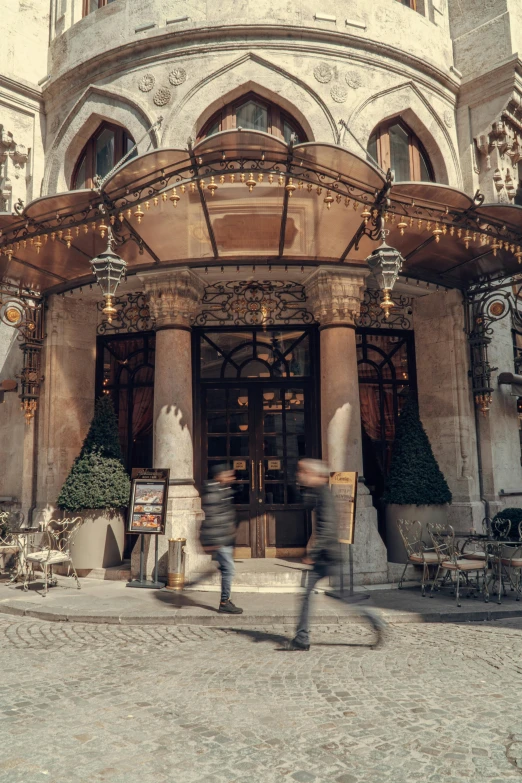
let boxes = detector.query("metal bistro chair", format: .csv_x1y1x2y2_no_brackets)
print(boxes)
0,512,20,581
428,523,485,606
494,519,522,601
24,517,82,596
396,519,439,596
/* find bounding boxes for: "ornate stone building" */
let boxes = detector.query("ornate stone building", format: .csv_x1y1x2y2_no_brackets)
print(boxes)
2,0,522,582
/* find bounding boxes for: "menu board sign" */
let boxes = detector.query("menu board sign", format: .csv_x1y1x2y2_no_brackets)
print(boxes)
128,469,170,535
329,472,358,545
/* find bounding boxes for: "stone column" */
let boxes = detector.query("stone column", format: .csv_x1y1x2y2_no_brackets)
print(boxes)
306,267,388,584
131,269,207,580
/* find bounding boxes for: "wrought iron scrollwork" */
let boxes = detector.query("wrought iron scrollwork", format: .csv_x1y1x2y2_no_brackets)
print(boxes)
355,288,413,330
97,292,156,334
194,280,315,326
465,284,522,414
0,284,44,422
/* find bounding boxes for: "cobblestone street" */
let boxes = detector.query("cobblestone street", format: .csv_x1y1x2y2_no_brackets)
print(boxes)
1,615,522,782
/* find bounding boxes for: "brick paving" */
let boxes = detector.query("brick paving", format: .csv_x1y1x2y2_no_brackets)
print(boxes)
0,615,522,782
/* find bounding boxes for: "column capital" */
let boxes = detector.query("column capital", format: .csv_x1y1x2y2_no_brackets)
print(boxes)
305,267,369,327
138,268,204,329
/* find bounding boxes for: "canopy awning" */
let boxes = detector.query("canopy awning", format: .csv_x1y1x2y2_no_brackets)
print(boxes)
2,129,522,295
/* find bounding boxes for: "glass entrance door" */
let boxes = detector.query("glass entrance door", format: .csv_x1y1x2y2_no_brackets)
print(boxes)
202,383,313,557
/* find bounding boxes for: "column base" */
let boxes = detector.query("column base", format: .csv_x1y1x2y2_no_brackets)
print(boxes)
333,484,388,587
447,501,486,532
130,489,210,581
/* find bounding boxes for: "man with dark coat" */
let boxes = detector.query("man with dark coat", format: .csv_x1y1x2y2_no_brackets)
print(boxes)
199,464,243,614
289,458,385,651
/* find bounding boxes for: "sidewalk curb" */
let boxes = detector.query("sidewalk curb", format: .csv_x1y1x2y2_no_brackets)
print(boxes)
2,601,522,626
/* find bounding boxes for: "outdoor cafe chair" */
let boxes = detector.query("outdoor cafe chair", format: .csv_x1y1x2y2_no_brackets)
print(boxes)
0,512,21,581
491,519,522,601
24,517,82,596
427,523,485,607
396,519,439,596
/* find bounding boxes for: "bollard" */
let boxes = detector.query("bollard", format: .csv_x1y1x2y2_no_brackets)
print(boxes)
166,537,186,591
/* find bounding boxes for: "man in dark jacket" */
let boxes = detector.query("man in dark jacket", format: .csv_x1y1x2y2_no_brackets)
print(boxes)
199,464,243,614
289,458,385,651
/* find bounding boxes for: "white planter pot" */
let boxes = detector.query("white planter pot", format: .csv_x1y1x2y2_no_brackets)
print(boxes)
70,509,125,570
385,504,448,564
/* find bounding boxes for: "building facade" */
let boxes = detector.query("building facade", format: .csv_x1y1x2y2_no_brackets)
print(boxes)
2,0,522,581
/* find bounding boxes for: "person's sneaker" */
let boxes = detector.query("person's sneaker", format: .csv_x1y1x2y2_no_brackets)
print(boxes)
286,637,310,651
218,599,243,614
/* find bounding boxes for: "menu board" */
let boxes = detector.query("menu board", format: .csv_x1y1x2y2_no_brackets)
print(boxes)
128,469,169,535
329,472,358,545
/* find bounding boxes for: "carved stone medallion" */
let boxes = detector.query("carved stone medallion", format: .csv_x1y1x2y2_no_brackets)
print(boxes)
314,63,333,83
444,109,454,128
345,71,362,89
153,87,172,106
169,67,187,86
330,85,348,103
138,73,155,92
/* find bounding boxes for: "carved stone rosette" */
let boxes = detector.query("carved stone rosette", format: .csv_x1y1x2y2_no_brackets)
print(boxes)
139,269,204,329
305,268,368,327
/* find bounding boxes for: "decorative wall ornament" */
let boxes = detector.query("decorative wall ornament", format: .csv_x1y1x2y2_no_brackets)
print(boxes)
138,74,155,92
314,63,333,83
345,71,362,89
443,109,454,128
330,86,348,104
97,292,156,335
355,288,413,330
153,87,172,106
475,91,522,202
0,284,44,423
465,283,522,415
0,126,29,213
168,68,187,86
143,269,204,328
194,281,315,326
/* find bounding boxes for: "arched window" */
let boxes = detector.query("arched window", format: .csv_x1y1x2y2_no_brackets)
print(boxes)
367,119,434,182
72,122,135,190
198,93,307,144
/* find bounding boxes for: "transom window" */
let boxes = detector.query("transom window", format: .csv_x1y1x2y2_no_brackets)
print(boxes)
83,0,118,16
198,329,312,379
198,93,307,144
396,0,417,8
368,119,434,182
72,122,135,190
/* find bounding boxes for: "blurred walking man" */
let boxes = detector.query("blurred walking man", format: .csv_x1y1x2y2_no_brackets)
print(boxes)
199,464,243,615
288,458,384,651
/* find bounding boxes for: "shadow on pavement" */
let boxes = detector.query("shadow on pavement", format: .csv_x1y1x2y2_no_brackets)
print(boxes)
153,589,219,613
222,628,290,648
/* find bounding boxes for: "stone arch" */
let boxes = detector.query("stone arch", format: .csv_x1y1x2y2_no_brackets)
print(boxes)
345,83,460,188
161,53,337,147
43,86,158,195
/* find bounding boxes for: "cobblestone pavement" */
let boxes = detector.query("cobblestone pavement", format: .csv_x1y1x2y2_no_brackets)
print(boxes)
1,615,522,783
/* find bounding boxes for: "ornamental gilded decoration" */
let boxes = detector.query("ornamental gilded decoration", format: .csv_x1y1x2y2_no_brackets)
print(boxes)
97,292,156,334
194,281,315,326
355,289,413,330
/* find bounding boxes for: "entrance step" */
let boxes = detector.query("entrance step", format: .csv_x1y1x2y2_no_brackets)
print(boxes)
55,562,131,581
187,557,312,593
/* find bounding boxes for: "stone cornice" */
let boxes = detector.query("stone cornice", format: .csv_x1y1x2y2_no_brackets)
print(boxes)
44,23,460,106
0,74,44,108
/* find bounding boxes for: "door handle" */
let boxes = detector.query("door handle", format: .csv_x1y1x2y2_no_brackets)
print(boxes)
251,461,255,491
258,460,263,491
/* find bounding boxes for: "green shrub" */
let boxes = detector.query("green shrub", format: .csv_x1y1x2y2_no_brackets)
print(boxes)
57,396,131,512
383,396,452,506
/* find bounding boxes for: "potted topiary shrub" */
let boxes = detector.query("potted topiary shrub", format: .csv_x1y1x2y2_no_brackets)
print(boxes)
384,396,452,563
57,396,131,571
491,508,522,539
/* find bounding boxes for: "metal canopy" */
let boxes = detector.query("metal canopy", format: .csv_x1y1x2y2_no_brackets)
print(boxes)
1,129,522,295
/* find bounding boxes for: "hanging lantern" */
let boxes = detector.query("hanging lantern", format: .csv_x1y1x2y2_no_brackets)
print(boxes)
90,235,127,323
365,236,405,320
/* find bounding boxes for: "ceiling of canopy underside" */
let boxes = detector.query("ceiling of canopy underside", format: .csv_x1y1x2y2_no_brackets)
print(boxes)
2,130,522,295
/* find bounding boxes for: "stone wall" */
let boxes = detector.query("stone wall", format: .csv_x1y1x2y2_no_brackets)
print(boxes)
413,289,483,529
34,295,98,524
